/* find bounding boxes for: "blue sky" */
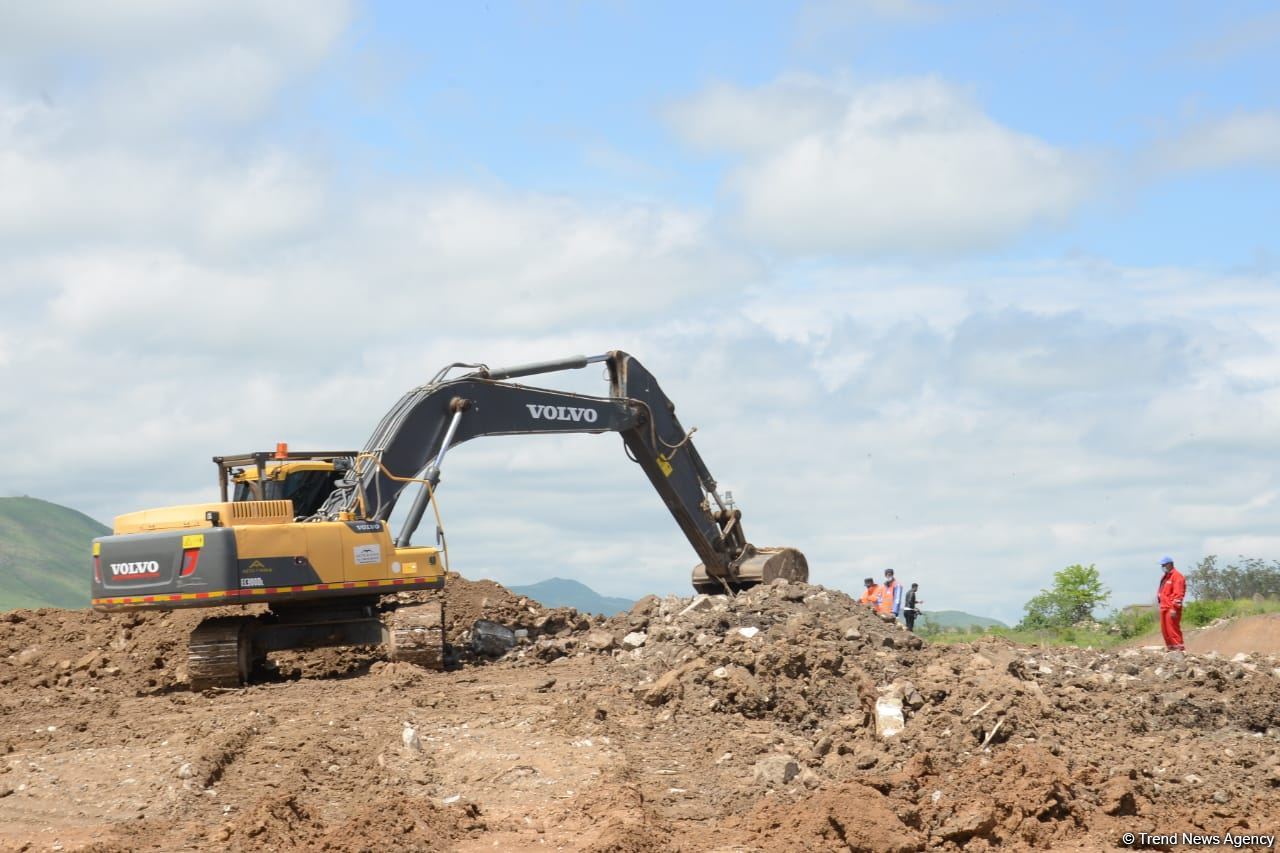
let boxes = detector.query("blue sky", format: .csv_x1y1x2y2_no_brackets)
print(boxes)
1,1,1279,623
290,1,1280,267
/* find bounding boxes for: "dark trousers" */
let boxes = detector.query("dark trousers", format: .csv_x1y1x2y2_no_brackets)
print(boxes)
904,610,917,631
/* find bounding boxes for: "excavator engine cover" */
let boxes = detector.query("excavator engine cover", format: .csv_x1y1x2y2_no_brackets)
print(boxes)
691,546,808,593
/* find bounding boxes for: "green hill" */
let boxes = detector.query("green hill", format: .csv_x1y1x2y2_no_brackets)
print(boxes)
0,497,107,610
508,577,635,616
921,609,1007,630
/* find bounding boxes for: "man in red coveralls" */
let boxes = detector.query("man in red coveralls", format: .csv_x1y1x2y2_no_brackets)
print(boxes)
1157,555,1186,652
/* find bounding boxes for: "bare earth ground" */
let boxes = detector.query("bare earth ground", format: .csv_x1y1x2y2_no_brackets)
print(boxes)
1,575,1279,852
1184,614,1280,657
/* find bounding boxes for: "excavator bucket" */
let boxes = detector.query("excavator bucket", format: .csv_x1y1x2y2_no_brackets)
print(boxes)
691,546,809,594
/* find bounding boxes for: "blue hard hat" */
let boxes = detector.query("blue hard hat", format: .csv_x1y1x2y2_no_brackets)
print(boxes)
1160,555,1173,566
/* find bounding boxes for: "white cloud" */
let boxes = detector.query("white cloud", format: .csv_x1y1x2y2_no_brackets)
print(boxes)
1156,111,1280,172
668,76,1093,255
0,1,353,132
3,7,1280,624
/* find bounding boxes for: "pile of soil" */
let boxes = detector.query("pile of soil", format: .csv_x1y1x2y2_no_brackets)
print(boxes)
1,576,1278,851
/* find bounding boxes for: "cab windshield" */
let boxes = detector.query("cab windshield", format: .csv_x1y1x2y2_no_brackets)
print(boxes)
232,469,342,517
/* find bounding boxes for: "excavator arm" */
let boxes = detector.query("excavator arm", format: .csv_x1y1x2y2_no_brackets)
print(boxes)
319,350,806,592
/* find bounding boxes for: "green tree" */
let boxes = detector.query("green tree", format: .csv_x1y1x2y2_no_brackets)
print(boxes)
1018,564,1110,630
1187,555,1280,601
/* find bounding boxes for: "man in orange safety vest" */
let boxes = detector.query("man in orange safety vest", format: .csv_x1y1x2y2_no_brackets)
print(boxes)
1157,555,1186,652
859,577,883,608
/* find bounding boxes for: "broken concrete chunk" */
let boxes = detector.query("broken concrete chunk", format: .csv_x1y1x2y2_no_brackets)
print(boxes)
621,631,647,650
679,595,713,616
752,754,800,787
584,629,615,652
875,695,905,738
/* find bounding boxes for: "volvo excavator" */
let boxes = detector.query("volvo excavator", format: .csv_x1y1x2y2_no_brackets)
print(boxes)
90,351,808,689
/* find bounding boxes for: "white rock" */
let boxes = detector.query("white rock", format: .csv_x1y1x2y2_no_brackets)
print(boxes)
402,722,421,752
442,794,461,804
875,696,905,738
737,627,760,639
712,666,729,679
679,595,713,616
176,763,194,779
1231,652,1251,663
622,631,648,649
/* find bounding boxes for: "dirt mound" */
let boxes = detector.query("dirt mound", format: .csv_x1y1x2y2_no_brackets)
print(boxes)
0,604,259,697
1184,613,1280,657
745,781,923,852
595,581,921,728
3,575,1279,851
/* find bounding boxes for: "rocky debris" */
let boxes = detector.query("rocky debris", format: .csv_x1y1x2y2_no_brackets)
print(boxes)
2,573,1280,851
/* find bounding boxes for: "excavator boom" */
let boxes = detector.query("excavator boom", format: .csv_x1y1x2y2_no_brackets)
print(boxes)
320,350,806,590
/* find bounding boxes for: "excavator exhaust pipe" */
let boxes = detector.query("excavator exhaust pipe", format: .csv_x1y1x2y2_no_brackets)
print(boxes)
691,546,809,594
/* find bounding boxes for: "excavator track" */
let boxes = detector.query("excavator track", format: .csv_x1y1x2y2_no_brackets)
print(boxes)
385,601,445,670
188,616,254,691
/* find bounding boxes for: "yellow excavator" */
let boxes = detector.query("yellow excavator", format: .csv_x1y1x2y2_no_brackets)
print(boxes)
91,351,807,689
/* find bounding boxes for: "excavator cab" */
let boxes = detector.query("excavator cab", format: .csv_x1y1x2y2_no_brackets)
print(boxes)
216,448,355,520
231,462,347,518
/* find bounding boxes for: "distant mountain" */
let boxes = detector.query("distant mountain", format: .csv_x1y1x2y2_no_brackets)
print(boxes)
0,497,108,610
921,609,1007,630
508,577,635,616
